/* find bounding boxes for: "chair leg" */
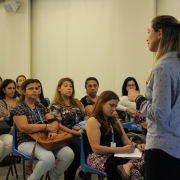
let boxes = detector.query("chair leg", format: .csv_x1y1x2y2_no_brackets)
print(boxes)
8,154,14,176
22,158,26,180
5,155,14,180
13,157,19,179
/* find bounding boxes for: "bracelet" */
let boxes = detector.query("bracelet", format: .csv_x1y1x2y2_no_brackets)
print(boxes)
45,124,47,131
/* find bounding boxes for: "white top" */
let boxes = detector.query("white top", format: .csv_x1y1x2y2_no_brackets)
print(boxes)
116,96,136,112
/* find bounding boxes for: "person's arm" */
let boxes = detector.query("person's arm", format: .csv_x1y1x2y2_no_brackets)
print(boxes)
129,63,172,123
59,124,83,136
13,115,58,134
85,105,94,116
85,117,135,154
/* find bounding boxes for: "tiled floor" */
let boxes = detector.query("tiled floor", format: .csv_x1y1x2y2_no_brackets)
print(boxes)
0,160,100,180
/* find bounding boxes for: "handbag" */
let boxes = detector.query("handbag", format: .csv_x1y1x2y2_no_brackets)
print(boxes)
28,119,72,157
0,120,11,135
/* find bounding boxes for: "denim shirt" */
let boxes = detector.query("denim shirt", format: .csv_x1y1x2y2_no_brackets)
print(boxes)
138,52,180,159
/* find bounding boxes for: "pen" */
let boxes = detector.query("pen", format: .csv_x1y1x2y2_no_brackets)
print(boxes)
130,138,137,148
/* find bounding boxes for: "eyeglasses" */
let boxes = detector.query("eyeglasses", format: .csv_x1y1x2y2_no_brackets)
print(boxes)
127,84,136,87
26,87,39,91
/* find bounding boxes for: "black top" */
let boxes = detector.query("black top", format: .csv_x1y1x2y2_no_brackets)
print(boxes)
80,96,95,108
84,120,124,157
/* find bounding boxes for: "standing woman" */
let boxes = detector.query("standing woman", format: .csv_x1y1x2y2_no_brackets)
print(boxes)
11,79,74,180
49,77,87,180
80,77,99,116
128,15,180,180
15,75,26,100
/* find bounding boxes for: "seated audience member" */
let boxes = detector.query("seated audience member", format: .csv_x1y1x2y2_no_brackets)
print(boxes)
0,76,2,87
116,77,147,129
11,79,74,180
35,79,49,107
0,110,12,163
0,79,18,131
80,77,99,116
15,75,26,100
49,77,87,180
85,90,145,180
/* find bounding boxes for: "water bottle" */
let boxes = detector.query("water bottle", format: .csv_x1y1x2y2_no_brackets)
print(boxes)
75,113,79,124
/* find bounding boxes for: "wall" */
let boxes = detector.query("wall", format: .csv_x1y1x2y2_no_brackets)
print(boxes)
31,0,155,99
0,0,180,100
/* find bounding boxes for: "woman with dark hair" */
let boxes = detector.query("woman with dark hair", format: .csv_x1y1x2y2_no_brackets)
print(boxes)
128,15,180,180
49,77,87,180
80,77,99,116
11,78,74,180
35,79,49,107
0,79,15,163
15,75,26,99
0,79,18,127
117,77,139,117
85,90,145,180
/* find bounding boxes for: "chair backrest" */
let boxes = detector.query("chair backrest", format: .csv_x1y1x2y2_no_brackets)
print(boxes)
122,122,139,131
80,132,88,171
45,97,50,105
80,133,108,177
12,124,36,160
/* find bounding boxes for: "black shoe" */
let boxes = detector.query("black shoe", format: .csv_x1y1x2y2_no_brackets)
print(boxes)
78,170,91,180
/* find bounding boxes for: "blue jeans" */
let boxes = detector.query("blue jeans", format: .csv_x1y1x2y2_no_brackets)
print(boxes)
18,141,74,180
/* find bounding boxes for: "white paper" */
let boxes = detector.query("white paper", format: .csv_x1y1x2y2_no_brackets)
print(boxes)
114,148,142,159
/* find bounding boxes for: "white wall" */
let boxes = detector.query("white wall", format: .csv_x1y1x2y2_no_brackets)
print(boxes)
1,0,180,100
31,0,155,100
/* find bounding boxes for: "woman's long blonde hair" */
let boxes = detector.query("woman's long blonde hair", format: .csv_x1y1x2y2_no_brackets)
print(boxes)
51,77,84,115
147,15,180,82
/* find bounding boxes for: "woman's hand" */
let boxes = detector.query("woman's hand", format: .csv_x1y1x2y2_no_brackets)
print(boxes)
137,144,145,151
120,145,135,153
128,89,140,102
141,121,148,129
73,125,81,131
48,132,57,139
46,124,58,132
72,128,83,136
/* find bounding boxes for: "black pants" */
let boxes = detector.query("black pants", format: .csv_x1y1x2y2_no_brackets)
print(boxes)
104,155,129,180
64,135,81,180
145,149,180,180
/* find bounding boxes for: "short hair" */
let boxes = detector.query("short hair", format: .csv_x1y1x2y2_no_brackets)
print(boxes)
85,77,99,87
122,77,140,96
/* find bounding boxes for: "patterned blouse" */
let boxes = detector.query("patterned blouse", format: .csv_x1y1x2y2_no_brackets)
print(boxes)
11,101,49,146
49,101,84,129
0,99,18,126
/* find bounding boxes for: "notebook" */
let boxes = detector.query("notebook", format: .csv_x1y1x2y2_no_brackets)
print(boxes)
114,148,142,159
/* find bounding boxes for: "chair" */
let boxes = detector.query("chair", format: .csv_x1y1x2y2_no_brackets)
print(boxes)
6,125,48,180
122,121,140,131
80,133,108,180
45,97,50,105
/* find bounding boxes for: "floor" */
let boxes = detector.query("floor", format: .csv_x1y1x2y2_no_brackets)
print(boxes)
0,159,102,180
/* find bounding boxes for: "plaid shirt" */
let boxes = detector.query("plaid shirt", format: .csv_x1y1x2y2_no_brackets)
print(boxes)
11,101,49,145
